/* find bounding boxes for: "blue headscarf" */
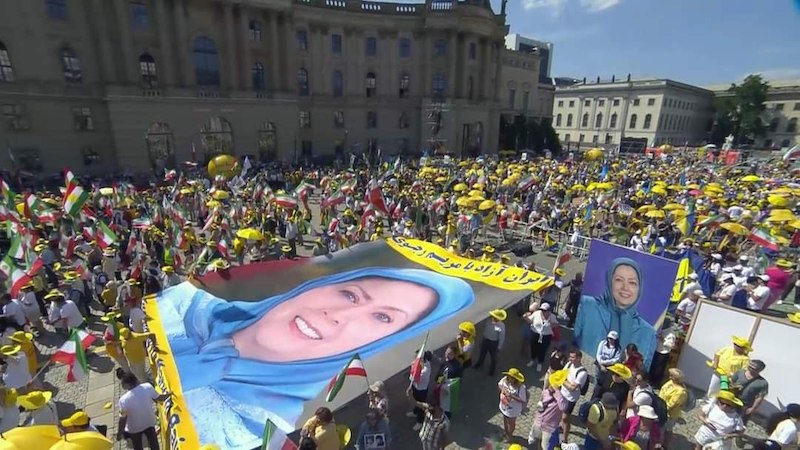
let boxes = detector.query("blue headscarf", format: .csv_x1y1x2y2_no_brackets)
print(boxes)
157,267,474,449
601,257,644,340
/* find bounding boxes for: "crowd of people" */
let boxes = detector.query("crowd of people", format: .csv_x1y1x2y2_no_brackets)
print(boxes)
1,148,800,450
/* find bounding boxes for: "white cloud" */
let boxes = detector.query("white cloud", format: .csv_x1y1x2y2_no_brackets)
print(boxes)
522,0,568,10
579,0,621,12
750,68,800,81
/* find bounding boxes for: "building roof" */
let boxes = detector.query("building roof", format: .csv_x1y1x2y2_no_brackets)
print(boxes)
706,79,800,95
554,78,713,96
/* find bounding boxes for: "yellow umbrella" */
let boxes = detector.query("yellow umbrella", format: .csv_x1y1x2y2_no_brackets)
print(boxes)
98,187,114,196
453,183,468,193
663,203,685,211
49,431,113,450
686,183,700,189
651,185,667,195
478,199,496,211
455,196,474,207
469,194,486,202
768,195,789,207
205,200,221,208
472,182,485,190
236,228,264,241
720,222,749,236
570,184,585,191
435,176,447,183
788,219,800,230
468,189,484,198
645,209,665,219
179,187,194,195
671,209,688,218
740,175,761,182
0,425,62,449
767,215,795,223
637,204,656,213
211,190,230,200
597,182,615,191
586,182,599,192
585,148,603,161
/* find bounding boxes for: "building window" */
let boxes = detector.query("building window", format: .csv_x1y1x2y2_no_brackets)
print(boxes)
581,113,589,128
60,47,82,83
1,42,15,82
665,115,672,130
643,113,652,129
769,117,780,132
399,38,411,58
296,29,308,50
787,118,798,133
609,113,617,128
398,112,409,129
433,39,447,56
130,2,149,29
557,100,564,107
566,114,573,127
367,111,377,128
45,0,68,20
332,70,343,97
331,34,342,54
595,113,603,128
592,135,598,144
365,72,377,97
775,103,784,111
598,99,605,107
782,139,792,148
578,134,584,143
613,99,619,106
72,107,94,131
2,104,30,131
564,133,570,143
629,114,637,129
139,53,157,87
249,20,262,41
633,99,640,106
605,134,613,144
252,62,265,91
647,98,655,106
467,76,474,100
432,73,446,99
82,146,100,166
764,139,773,148
794,102,800,111
399,72,410,98
468,42,477,60
193,37,220,86
569,100,574,107
333,110,344,128
297,68,309,96
200,117,234,157
146,122,175,169
366,37,377,57
508,89,516,109
10,148,43,172
300,140,313,159
299,110,311,129
257,122,277,162
522,91,530,113
556,114,562,127
584,99,590,107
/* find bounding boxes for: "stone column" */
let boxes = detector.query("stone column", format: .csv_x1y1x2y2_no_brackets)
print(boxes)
154,0,174,86
90,0,117,83
477,38,488,100
173,0,190,87
113,0,135,84
448,32,458,98
238,5,252,90
268,11,282,92
223,3,238,90
284,13,296,93
493,41,502,101
422,33,432,96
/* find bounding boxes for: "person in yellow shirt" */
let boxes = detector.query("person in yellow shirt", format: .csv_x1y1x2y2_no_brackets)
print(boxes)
658,368,688,447
120,327,151,383
300,407,339,450
481,245,496,262
707,335,751,399
8,331,38,377
455,321,476,368
101,312,129,372
101,281,118,311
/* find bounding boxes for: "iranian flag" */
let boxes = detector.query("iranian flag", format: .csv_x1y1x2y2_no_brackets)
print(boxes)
261,419,297,450
517,174,535,191
203,209,218,232
325,354,367,402
51,328,95,382
430,196,447,214
0,256,37,297
698,213,725,228
60,235,76,259
409,333,429,384
217,238,230,259
749,227,779,251
6,235,24,260
63,174,89,217
131,218,152,230
82,224,96,242
322,188,346,209
552,242,571,273
365,179,390,215
96,220,118,249
103,319,121,342
273,195,299,209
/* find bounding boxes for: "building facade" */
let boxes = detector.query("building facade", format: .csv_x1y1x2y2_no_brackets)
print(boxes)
551,78,715,150
0,0,525,175
504,33,552,84
709,79,800,150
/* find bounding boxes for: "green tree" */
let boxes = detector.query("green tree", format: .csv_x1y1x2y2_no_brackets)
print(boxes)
710,74,769,146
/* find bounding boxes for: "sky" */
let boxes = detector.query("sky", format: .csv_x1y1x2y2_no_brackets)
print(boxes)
489,0,799,86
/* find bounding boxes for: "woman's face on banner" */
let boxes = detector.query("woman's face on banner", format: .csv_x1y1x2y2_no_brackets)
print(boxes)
232,277,438,362
611,264,639,308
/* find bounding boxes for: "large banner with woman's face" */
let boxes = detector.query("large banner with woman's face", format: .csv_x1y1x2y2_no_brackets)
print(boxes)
574,239,678,369
144,238,553,450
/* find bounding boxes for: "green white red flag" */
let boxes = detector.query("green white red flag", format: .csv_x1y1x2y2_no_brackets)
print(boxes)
63,170,89,217
325,353,367,402
96,221,118,249
51,328,96,382
409,333,429,384
273,195,299,209
749,227,779,251
261,419,297,450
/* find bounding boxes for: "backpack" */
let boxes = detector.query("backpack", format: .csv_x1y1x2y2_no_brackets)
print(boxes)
575,367,591,396
643,391,669,427
577,399,603,425
681,388,697,412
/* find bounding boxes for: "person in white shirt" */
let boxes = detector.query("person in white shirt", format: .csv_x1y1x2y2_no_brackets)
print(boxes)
102,249,120,281
767,403,800,448
747,275,771,311
625,372,654,419
0,386,20,433
1,294,27,328
19,390,57,425
0,344,31,390
679,273,702,301
128,299,146,334
117,372,169,450
732,266,748,289
710,254,724,277
559,349,589,440
19,284,43,333
714,274,739,305
649,319,677,385
406,350,433,430
738,255,755,278
475,309,507,376
676,290,703,328
525,303,558,371
45,290,85,330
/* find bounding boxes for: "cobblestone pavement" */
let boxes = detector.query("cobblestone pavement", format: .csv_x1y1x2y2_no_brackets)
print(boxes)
38,196,772,449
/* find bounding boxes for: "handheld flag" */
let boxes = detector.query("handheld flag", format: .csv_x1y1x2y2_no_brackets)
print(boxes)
325,354,367,402
51,328,96,382
409,333,429,384
261,419,298,450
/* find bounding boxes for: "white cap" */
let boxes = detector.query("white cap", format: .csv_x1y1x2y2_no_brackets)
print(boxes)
607,330,619,339
637,405,658,420
739,255,749,261
733,265,743,271
759,274,770,282
723,267,734,273
693,289,704,296
712,253,723,260
540,303,551,311
689,273,699,280
722,274,734,281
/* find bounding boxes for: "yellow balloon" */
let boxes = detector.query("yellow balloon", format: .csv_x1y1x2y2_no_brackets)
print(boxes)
207,154,239,180
585,148,603,161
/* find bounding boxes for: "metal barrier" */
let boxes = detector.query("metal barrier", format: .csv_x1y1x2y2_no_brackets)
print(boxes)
505,221,592,261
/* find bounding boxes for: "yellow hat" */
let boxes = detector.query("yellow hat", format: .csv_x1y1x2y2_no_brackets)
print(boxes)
199,445,222,450
788,312,800,324
484,245,495,253
162,265,174,273
716,390,744,407
508,445,524,450
776,259,794,269
209,259,231,271
61,410,90,427
732,336,752,351
281,245,292,253
0,344,21,357
548,368,569,388
614,441,642,450
100,312,122,322
44,289,65,300
8,331,33,344
18,390,53,410
458,321,476,336
502,367,525,383
489,309,507,321
63,270,79,281
127,278,141,285
555,268,566,277
608,363,632,379
34,243,46,252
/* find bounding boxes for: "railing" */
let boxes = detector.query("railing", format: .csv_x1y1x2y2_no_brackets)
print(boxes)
324,0,346,7
506,221,593,262
395,4,417,13
361,2,382,11
196,89,222,98
142,89,161,97
429,1,453,10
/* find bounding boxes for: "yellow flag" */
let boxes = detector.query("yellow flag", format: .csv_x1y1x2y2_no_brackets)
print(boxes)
671,256,693,303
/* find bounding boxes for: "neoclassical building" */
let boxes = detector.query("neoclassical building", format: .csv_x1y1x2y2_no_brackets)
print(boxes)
0,0,559,175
